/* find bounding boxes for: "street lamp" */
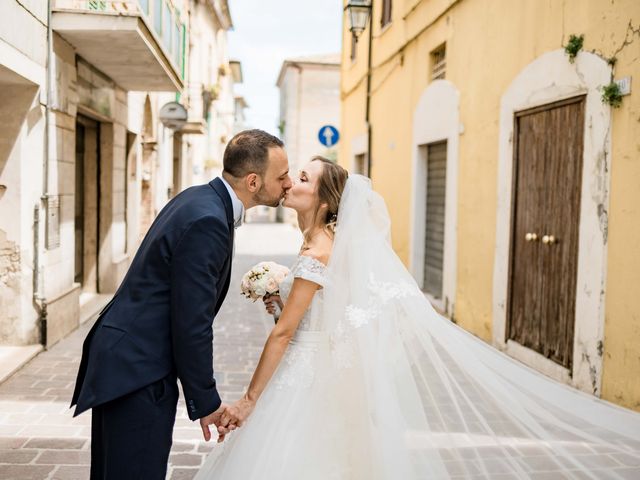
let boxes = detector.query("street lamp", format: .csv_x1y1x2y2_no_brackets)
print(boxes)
344,0,372,41
344,0,373,177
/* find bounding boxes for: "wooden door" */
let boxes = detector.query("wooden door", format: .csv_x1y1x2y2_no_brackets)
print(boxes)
75,116,100,293
423,141,447,298
74,123,85,285
507,97,585,369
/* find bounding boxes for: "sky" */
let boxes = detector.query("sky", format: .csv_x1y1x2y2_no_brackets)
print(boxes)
227,0,343,135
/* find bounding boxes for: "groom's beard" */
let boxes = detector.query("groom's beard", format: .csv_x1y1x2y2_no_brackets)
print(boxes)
253,185,283,208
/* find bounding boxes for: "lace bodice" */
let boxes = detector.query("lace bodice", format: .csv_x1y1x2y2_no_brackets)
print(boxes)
278,255,327,332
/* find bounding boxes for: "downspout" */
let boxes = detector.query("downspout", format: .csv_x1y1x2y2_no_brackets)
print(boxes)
33,0,54,347
365,20,373,177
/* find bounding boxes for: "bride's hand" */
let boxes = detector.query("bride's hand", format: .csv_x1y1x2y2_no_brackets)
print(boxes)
263,294,283,315
218,395,256,432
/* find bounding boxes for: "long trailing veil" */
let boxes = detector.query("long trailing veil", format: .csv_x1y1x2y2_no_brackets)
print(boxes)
196,175,640,479
316,174,640,478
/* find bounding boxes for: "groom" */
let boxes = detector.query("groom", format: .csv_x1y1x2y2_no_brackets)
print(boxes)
71,129,291,479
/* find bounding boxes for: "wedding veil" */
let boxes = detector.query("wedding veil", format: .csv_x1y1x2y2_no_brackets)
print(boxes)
317,174,640,479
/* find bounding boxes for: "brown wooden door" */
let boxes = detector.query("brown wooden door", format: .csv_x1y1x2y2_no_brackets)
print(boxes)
75,116,100,292
74,123,85,285
507,97,585,369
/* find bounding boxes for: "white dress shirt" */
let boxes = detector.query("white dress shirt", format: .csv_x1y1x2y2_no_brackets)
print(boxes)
219,176,245,228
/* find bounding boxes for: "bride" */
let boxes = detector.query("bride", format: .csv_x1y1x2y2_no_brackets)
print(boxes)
195,157,640,479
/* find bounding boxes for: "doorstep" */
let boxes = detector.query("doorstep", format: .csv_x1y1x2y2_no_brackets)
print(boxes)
0,345,43,384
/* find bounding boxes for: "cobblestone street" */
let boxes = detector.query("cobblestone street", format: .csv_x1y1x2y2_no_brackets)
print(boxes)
0,224,302,480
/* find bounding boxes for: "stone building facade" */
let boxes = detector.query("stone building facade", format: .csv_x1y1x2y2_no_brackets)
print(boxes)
270,54,340,224
0,0,239,375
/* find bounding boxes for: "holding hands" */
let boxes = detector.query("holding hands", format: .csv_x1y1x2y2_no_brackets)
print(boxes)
199,404,238,443
199,397,256,443
219,396,256,434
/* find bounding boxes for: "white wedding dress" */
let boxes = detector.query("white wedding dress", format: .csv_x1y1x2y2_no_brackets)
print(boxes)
195,176,640,479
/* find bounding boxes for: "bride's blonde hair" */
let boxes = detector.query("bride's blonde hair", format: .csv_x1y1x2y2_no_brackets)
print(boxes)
304,156,349,245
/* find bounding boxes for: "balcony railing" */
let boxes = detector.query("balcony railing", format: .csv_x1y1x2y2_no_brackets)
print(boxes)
53,0,185,77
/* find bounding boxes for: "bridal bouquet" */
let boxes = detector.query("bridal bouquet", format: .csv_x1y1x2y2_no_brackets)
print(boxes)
240,261,289,302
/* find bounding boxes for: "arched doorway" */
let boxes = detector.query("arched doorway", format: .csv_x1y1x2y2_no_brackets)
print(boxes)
493,50,612,394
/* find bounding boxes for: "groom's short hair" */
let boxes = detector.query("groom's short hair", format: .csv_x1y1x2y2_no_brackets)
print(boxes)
223,129,284,178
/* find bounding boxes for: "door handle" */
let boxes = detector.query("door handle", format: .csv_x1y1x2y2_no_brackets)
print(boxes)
542,234,556,245
525,232,538,242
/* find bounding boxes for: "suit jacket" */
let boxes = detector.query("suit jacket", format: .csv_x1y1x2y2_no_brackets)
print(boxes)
71,178,234,421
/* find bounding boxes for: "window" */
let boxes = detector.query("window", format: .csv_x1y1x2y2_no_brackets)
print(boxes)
153,0,162,35
162,2,172,50
354,153,367,176
381,0,392,28
431,44,446,80
350,33,358,61
173,21,182,67
139,0,149,15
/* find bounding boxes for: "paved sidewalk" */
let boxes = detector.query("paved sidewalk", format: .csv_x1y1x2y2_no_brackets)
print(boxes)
0,223,301,480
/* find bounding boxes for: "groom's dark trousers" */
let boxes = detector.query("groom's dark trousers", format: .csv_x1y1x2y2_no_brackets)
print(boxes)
71,178,235,479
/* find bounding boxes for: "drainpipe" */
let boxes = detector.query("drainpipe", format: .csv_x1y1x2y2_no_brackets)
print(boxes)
33,0,55,347
365,20,373,177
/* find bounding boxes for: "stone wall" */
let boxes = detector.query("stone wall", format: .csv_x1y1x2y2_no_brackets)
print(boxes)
0,0,47,346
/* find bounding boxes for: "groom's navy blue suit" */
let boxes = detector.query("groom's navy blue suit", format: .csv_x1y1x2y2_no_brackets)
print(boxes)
71,178,234,479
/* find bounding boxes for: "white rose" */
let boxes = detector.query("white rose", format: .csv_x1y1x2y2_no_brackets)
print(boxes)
265,278,278,293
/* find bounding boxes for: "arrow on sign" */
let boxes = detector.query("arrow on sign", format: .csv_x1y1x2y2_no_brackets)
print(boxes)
322,127,335,147
318,125,339,147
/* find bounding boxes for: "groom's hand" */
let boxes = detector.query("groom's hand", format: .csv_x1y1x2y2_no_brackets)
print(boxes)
199,404,237,443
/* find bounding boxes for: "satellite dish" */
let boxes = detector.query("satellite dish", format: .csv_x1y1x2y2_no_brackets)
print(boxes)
159,101,188,130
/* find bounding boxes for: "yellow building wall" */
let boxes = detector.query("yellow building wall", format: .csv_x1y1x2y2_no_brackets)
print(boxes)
600,7,640,410
340,0,640,410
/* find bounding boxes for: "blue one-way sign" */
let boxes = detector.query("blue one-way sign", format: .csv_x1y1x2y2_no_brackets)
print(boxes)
318,125,340,147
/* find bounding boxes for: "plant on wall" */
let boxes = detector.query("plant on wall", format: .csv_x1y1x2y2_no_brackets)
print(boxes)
218,64,230,77
203,83,221,101
564,34,584,63
600,82,623,108
202,83,221,118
